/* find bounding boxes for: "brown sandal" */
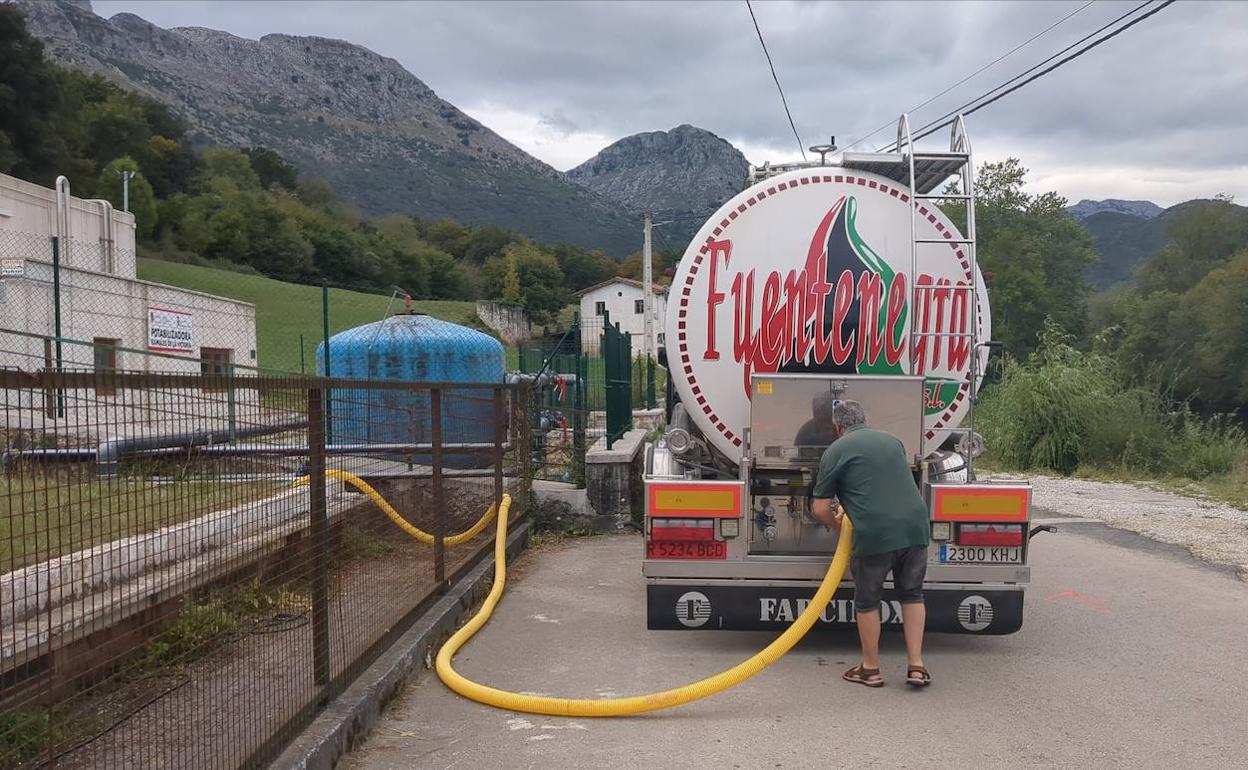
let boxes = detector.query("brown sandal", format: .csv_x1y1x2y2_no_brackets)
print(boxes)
843,664,884,688
906,665,931,688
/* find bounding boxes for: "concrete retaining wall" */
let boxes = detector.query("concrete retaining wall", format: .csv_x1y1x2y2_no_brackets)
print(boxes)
585,428,647,522
475,301,530,344
0,484,330,622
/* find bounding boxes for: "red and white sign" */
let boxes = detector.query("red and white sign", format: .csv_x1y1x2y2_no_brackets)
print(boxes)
147,306,194,353
665,168,991,460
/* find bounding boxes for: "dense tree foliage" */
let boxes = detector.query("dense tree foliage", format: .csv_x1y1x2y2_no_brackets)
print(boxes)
617,247,681,283
0,7,656,314
0,5,64,180
1091,198,1248,410
97,156,157,239
0,5,189,197
951,159,1098,360
480,241,569,324
243,146,298,191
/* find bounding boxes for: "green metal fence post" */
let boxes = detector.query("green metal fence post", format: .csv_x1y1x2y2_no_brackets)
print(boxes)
307,386,331,686
602,313,633,449
227,360,237,442
299,333,306,374
646,355,656,410
51,236,64,417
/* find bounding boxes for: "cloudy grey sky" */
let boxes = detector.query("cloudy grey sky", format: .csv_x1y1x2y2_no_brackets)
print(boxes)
92,0,1247,205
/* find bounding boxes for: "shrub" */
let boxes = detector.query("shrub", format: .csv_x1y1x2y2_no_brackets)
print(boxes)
978,319,1247,478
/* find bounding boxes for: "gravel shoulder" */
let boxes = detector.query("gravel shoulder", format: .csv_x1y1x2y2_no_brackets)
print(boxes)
1018,474,1248,580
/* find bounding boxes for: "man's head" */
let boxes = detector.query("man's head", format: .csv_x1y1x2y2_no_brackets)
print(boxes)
812,392,839,426
830,399,867,438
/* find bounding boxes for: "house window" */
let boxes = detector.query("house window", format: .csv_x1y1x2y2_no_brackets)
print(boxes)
595,301,606,316
200,347,233,391
634,299,644,314
93,338,119,396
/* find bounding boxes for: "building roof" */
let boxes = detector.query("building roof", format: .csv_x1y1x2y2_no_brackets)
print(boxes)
575,277,670,297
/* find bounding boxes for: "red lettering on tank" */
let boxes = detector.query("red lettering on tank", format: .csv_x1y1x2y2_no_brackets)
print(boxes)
784,269,809,363
911,273,972,375
947,281,970,372
702,239,731,361
831,269,855,365
691,198,975,396
731,269,756,394
932,278,951,367
759,271,783,367
912,274,933,374
885,272,907,366
856,271,882,367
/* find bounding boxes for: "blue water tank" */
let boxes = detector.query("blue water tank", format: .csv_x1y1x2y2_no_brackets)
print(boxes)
315,314,504,467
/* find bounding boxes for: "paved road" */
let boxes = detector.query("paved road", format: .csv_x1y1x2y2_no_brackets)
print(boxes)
344,520,1248,769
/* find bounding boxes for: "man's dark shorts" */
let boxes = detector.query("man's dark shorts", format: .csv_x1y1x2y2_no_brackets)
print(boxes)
850,545,927,612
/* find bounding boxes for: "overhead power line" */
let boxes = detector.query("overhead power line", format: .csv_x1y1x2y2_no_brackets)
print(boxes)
745,0,806,161
895,0,1175,148
840,0,1098,153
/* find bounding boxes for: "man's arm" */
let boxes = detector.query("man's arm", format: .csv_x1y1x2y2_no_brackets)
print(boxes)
810,446,842,528
811,497,840,527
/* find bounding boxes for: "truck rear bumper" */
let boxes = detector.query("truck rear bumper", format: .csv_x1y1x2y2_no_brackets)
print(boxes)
647,582,1023,635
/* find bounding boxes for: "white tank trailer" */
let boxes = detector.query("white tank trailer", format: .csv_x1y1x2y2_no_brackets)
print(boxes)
644,115,1046,634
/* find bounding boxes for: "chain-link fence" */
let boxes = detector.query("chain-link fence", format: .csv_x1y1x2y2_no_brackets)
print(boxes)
1,230,490,386
518,315,663,414
0,230,257,388
0,337,529,768
272,285,485,377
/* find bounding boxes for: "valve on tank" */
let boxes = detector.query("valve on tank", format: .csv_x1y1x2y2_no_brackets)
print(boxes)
753,496,778,543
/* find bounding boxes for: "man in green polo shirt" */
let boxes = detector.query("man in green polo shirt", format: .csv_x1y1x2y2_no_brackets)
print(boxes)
811,399,931,688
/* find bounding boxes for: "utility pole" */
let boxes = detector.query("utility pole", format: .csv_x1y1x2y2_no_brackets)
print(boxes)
642,211,654,363
117,169,136,212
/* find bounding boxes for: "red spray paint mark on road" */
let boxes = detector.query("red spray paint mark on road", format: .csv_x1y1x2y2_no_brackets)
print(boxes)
1043,590,1113,614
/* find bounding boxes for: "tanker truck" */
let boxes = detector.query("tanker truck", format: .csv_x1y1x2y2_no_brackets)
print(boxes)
644,115,1044,635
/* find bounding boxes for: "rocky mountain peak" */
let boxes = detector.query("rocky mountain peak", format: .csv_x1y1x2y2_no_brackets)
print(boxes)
567,124,748,230
1067,198,1164,220
14,0,639,253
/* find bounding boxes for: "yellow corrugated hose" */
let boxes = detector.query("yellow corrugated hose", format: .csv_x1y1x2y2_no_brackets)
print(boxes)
293,469,497,546
297,469,853,715
434,493,854,716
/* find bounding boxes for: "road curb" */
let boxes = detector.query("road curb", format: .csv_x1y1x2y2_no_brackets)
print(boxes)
274,521,530,770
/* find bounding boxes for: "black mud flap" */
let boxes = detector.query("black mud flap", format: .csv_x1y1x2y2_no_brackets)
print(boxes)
647,585,1023,635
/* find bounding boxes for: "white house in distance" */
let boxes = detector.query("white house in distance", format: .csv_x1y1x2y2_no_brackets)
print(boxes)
0,171,257,430
576,277,668,357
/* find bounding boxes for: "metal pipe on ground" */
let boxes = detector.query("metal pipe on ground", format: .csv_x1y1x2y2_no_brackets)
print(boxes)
0,420,308,474
136,468,507,484
127,441,512,458
95,419,309,476
1,437,511,471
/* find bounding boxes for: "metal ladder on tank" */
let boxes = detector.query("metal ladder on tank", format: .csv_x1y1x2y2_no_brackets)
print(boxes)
841,114,982,478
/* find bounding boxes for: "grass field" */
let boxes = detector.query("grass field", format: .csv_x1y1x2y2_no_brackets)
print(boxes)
137,259,478,373
1,477,280,572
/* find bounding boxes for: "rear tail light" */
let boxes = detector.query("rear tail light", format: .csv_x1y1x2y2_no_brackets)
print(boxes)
957,524,1023,546
650,518,716,541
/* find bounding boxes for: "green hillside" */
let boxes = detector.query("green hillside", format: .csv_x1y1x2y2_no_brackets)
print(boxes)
137,259,478,373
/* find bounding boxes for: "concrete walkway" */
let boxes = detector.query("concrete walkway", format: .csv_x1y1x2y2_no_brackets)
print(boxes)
344,526,1248,769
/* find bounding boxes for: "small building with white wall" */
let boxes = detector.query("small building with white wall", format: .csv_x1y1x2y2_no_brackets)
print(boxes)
576,277,668,357
0,172,258,433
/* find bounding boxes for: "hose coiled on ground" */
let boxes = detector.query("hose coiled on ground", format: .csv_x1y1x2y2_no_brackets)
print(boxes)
297,469,854,715
293,469,497,546
435,493,854,716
